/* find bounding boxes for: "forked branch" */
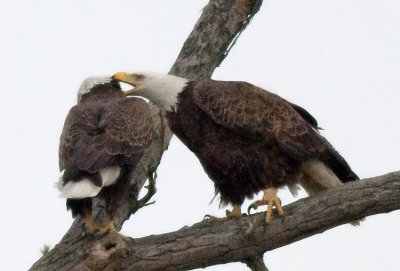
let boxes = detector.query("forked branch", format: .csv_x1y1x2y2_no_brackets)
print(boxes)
31,0,264,269
30,172,400,270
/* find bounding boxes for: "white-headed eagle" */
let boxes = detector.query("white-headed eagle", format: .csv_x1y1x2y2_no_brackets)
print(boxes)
113,72,358,223
57,76,152,233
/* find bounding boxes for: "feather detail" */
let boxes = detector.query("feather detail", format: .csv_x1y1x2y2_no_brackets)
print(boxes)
100,167,121,186
59,178,101,198
300,160,343,195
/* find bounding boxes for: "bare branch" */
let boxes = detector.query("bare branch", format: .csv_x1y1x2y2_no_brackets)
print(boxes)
30,172,400,270
244,255,270,271
217,0,264,67
128,170,158,215
169,0,257,79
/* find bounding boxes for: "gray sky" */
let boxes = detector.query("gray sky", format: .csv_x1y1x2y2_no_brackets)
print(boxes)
1,0,399,270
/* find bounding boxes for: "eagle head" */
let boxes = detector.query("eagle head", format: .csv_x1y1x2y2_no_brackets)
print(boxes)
112,71,188,111
77,76,120,102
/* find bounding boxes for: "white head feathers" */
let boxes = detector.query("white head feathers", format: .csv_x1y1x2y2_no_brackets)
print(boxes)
77,76,112,101
133,72,189,111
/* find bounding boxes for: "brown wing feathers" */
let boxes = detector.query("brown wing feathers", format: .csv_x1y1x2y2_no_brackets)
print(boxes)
193,80,324,155
100,99,152,155
59,98,151,174
192,80,357,182
193,81,273,137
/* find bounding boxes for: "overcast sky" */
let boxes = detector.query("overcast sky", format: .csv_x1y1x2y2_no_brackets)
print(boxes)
1,1,399,270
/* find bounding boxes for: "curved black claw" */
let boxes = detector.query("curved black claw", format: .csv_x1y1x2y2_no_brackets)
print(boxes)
247,203,257,215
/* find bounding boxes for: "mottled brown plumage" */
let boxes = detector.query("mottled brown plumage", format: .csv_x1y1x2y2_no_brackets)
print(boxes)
166,80,356,206
58,77,151,233
113,72,358,220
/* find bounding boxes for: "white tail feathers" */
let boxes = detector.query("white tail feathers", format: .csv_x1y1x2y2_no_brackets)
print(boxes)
57,166,121,199
55,170,65,192
59,179,102,198
299,160,363,226
300,160,343,196
99,167,120,187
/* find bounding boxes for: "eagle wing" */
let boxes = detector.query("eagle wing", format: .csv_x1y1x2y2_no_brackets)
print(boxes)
99,98,152,156
192,80,327,160
59,106,87,171
59,98,152,172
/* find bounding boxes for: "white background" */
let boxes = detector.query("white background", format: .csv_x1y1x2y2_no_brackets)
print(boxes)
1,1,399,270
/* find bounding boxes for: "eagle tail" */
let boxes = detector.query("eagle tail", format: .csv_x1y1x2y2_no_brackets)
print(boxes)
57,167,121,199
324,148,359,182
300,160,343,195
300,156,363,226
299,146,358,195
58,178,102,198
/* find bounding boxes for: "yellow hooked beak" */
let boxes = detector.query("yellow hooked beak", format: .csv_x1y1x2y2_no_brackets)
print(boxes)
112,72,138,96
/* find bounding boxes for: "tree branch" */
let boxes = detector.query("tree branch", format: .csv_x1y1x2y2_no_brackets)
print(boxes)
30,172,400,270
169,0,257,79
30,1,400,271
244,255,270,271
30,0,263,269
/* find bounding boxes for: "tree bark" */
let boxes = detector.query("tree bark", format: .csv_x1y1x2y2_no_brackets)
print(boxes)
30,172,400,270
31,0,264,269
245,256,270,271
169,0,263,80
29,1,400,269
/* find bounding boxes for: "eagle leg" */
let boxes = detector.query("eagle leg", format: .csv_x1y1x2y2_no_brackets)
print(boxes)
248,187,285,224
97,219,131,240
81,213,122,237
225,204,242,218
81,213,100,234
204,204,242,221
96,220,117,234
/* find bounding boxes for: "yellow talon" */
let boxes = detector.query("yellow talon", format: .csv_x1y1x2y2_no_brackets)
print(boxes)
82,215,99,234
82,215,121,236
249,187,285,224
226,204,242,218
97,221,118,234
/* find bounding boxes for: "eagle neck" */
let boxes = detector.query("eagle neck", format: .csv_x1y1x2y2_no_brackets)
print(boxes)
136,75,189,112
144,76,188,112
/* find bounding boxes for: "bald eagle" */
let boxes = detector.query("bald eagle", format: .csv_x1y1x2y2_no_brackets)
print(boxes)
113,72,358,223
57,76,152,233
